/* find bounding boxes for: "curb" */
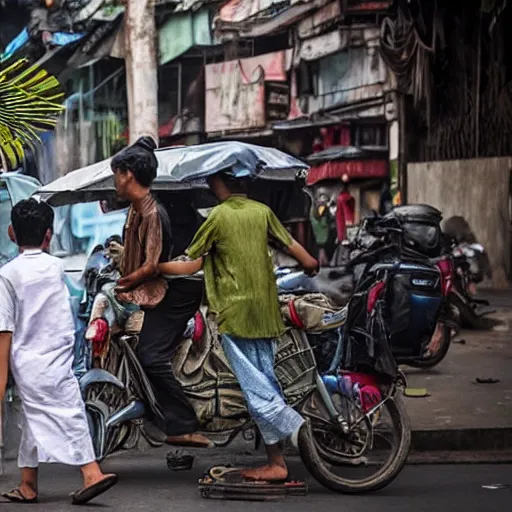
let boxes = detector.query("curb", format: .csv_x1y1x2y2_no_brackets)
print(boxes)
282,427,512,464
411,427,512,452
407,450,512,464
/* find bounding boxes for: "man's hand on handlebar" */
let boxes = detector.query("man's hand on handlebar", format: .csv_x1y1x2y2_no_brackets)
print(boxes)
115,275,135,293
286,240,319,277
304,261,320,277
106,241,124,266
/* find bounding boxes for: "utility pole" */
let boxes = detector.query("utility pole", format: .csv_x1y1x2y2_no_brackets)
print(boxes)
124,0,159,145
398,92,408,204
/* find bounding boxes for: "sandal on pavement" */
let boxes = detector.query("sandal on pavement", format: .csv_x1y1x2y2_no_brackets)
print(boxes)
71,474,118,506
1,488,39,504
204,466,287,485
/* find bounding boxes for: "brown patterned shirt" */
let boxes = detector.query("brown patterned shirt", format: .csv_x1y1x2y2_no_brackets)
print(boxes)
117,194,171,308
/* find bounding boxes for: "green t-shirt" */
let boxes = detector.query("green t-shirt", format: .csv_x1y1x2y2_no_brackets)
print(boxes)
187,195,293,339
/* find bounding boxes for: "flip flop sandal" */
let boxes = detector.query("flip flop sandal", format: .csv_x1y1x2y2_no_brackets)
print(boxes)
203,466,287,485
71,474,118,506
1,488,39,504
404,388,430,398
202,465,243,483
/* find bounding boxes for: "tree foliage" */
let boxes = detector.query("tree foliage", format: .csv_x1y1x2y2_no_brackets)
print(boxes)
0,58,64,172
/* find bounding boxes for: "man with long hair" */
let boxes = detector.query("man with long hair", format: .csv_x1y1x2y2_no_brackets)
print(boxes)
110,137,211,448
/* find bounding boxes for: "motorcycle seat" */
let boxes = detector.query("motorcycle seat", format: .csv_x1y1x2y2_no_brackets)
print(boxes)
277,267,353,307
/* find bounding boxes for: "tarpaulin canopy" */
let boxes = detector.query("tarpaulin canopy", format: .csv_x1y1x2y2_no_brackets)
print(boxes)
168,141,307,181
37,141,308,206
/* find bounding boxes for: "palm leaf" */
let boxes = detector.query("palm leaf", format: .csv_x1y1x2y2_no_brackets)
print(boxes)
0,58,65,172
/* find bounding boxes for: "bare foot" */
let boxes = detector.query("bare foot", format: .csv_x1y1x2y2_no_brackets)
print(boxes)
241,464,288,482
166,433,213,448
81,461,115,489
83,472,117,489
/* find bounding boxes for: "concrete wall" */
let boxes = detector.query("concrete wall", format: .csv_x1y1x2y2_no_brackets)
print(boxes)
408,157,512,288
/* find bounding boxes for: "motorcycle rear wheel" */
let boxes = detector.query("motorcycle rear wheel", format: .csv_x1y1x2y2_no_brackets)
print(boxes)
298,393,411,494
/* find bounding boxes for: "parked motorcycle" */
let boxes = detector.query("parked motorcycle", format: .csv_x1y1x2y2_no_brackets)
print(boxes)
74,241,411,494
279,205,453,369
447,240,495,331
284,206,495,369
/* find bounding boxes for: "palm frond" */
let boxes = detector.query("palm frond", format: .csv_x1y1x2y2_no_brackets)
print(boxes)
0,58,65,172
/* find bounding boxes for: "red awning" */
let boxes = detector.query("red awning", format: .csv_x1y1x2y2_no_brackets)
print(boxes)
306,159,388,185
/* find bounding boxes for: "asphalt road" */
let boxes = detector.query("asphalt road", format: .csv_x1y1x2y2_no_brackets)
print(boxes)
0,449,511,512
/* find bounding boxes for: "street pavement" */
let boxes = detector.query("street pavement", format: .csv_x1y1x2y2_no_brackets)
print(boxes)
403,306,512,433
0,448,511,511
479,289,512,309
2,290,512,509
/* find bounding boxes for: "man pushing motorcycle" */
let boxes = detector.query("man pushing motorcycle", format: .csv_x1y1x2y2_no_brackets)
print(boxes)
158,171,319,482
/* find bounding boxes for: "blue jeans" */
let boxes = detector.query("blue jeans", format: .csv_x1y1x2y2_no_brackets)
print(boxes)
221,335,304,445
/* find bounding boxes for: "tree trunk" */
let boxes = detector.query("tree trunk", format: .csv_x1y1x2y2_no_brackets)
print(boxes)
124,0,159,145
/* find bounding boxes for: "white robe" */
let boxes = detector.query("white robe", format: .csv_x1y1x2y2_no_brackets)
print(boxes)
0,250,95,468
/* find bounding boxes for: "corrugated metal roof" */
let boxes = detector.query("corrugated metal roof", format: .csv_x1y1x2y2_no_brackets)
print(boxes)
205,50,291,133
297,1,342,39
217,0,325,38
218,0,290,24
304,45,390,113
297,25,379,62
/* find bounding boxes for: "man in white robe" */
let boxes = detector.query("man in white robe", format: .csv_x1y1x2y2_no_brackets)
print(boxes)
0,199,117,505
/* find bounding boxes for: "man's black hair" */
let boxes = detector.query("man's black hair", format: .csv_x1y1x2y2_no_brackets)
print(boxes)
11,199,54,247
219,172,250,195
111,136,158,188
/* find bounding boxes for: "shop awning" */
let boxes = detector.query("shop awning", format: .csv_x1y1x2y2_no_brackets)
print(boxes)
307,159,388,185
307,145,388,165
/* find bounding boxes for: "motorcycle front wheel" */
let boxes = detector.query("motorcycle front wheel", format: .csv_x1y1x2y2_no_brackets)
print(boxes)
298,392,411,494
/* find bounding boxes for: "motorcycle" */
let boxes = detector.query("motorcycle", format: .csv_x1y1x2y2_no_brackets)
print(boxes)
447,241,495,331
74,241,411,494
279,205,454,369
284,205,495,369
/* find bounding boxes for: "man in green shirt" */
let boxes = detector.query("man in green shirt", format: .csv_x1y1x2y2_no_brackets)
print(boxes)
159,172,318,482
